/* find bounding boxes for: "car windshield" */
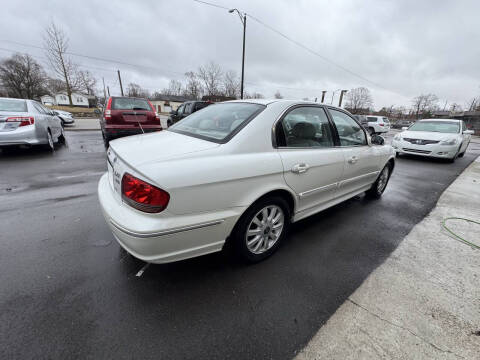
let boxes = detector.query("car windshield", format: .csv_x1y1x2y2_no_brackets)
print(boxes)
0,99,28,112
112,98,151,111
408,121,459,133
169,102,265,143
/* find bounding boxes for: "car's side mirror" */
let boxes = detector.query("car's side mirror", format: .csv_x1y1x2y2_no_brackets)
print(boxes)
371,134,385,145
401,126,408,130
94,109,101,115
463,130,474,135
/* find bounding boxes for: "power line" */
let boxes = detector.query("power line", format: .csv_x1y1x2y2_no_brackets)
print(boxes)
192,0,407,98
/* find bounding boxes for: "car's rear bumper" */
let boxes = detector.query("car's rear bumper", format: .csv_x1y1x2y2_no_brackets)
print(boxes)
0,126,45,146
392,140,458,158
97,173,243,263
103,126,162,140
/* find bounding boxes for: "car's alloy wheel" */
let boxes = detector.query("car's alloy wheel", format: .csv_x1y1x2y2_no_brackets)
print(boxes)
245,205,284,255
46,130,54,151
231,196,290,263
367,164,391,198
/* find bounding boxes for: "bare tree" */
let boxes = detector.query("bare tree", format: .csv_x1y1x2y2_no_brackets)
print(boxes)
345,87,373,114
126,82,149,98
222,70,240,98
76,70,97,95
411,93,438,118
449,103,463,112
184,71,202,99
162,79,183,96
197,61,223,96
44,22,78,105
466,97,478,111
244,91,264,99
274,90,283,99
0,53,47,99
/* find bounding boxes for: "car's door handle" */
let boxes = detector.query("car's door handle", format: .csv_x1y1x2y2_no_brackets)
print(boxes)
292,163,309,174
348,156,358,164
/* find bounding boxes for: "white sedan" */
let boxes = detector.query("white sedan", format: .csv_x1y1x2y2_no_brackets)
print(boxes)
98,100,395,263
392,119,473,162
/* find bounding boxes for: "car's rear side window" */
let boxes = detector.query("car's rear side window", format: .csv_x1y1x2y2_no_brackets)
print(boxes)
112,98,151,111
367,116,378,122
0,99,27,112
276,106,334,148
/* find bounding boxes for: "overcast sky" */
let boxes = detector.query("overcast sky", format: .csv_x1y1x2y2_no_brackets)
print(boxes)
2,0,479,109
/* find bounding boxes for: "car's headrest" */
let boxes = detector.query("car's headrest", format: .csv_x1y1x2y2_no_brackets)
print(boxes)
292,122,316,139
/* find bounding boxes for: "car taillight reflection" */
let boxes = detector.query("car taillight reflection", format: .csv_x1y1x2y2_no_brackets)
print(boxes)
121,173,169,213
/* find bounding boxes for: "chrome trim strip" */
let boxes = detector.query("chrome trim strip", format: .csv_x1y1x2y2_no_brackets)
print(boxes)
299,183,338,198
110,219,225,238
339,170,380,186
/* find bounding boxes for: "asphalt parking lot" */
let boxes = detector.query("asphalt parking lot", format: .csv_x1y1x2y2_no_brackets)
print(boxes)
1,131,479,359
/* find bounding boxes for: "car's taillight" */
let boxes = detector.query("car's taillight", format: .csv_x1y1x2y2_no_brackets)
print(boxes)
121,173,169,213
6,117,35,127
379,123,384,126
105,97,112,120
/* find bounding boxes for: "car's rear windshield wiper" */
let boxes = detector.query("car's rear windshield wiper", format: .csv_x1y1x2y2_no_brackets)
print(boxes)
132,107,149,111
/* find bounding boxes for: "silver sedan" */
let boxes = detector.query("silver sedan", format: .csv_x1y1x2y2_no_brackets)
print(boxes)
0,97,65,150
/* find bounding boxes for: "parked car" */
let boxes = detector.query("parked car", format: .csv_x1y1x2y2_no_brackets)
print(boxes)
364,115,390,134
98,100,395,264
100,96,162,147
0,97,65,151
53,109,75,126
391,119,413,129
167,100,212,127
392,119,473,162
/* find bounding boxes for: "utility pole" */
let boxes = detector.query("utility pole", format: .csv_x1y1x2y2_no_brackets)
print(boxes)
102,77,107,100
338,90,348,107
321,91,327,103
314,97,318,102
117,70,124,96
107,86,110,97
229,9,246,100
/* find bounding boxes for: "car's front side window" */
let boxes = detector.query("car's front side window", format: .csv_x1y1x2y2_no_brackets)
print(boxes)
276,106,334,148
329,109,367,146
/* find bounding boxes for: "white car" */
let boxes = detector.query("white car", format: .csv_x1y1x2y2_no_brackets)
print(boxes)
364,115,390,134
392,119,473,162
98,100,395,264
53,109,75,126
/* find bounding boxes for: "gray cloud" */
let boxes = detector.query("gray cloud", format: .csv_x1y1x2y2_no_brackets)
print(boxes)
1,0,479,108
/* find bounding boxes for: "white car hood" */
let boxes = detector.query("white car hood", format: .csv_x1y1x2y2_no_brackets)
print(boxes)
109,130,220,167
400,130,458,141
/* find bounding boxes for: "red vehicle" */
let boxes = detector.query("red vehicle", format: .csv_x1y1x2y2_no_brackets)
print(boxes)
100,96,162,147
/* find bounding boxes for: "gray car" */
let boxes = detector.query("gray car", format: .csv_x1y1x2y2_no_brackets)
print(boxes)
0,97,65,150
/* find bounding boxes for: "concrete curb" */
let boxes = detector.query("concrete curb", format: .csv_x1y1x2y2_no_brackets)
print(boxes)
296,156,480,360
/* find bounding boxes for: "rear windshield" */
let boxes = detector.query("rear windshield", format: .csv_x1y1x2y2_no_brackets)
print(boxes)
195,102,211,111
408,121,459,133
366,116,378,122
169,103,265,143
0,99,28,112
112,98,151,111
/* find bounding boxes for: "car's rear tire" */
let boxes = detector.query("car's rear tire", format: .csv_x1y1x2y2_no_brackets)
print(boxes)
167,120,172,127
366,163,391,199
231,196,291,263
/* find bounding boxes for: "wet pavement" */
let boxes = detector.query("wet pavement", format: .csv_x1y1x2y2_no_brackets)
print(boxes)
1,131,479,359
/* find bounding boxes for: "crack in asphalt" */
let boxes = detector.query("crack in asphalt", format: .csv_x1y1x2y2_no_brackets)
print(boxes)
346,298,466,359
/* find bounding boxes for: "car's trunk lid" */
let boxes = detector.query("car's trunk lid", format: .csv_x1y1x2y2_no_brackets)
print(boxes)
109,130,219,168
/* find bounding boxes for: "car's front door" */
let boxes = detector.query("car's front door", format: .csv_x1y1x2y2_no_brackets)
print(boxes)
328,108,380,198
275,105,345,216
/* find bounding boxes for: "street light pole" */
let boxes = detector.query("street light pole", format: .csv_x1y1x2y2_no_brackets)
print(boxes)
229,9,246,99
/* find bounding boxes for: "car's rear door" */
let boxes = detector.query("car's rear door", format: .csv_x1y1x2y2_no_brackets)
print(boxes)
328,108,381,197
275,105,344,216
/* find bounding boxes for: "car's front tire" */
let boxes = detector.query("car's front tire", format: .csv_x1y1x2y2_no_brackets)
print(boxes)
368,127,375,135
231,196,290,263
366,163,392,199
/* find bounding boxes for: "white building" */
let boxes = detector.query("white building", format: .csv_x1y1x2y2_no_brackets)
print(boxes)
41,92,90,107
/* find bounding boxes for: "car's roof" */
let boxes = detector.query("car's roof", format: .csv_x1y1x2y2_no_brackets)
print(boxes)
224,99,347,111
0,97,30,102
419,118,460,122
